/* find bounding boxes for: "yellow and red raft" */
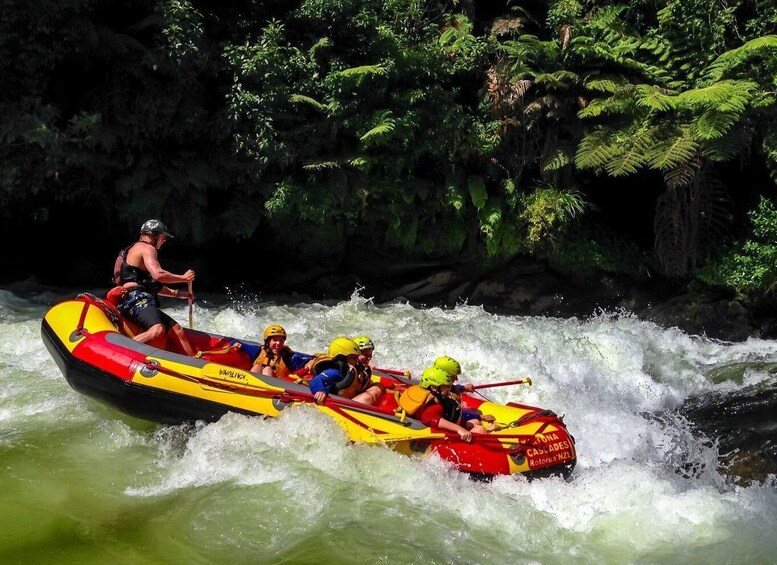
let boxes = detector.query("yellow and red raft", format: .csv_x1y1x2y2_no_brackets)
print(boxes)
41,293,576,480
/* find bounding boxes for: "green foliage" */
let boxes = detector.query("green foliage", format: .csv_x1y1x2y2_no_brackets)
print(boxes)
4,0,777,284
224,2,499,260
162,0,204,62
548,228,648,278
517,186,585,252
467,176,487,210
697,197,777,294
703,35,777,82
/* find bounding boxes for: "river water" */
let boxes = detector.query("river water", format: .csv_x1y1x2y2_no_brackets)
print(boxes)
1,287,776,564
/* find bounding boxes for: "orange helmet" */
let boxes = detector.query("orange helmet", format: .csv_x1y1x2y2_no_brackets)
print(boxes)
263,324,287,341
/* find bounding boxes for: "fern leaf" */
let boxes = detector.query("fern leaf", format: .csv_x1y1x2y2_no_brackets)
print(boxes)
337,64,388,86
585,76,628,93
676,80,757,113
468,176,487,210
576,129,616,170
534,70,579,88
542,148,573,171
360,118,396,142
704,35,777,82
302,161,340,171
663,161,700,189
693,110,739,141
635,84,675,111
445,175,466,212
648,130,699,170
289,94,327,111
308,37,331,58
703,126,752,162
605,130,652,176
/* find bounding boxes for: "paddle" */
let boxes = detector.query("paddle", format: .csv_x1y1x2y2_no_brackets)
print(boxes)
373,367,414,386
471,377,532,390
374,367,411,377
187,281,194,329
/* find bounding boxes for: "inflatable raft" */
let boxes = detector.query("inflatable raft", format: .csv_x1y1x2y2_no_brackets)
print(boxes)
41,293,577,479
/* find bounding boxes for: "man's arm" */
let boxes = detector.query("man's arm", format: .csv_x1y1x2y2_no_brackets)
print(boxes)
141,245,195,285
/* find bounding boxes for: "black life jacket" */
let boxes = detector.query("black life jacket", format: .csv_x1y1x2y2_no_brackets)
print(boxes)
431,390,462,423
112,242,161,293
311,356,358,396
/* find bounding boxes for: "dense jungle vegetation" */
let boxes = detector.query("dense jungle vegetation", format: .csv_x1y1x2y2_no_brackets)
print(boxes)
2,0,777,297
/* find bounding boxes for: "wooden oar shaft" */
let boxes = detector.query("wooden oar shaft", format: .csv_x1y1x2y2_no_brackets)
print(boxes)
187,281,193,329
471,377,532,390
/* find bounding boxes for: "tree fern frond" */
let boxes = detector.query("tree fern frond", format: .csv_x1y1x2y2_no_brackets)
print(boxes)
302,160,340,171
445,176,466,212
635,84,676,111
676,80,757,113
605,138,649,176
578,90,637,118
576,129,617,170
704,35,777,82
534,70,579,88
572,36,671,83
524,94,561,122
664,160,700,189
585,5,628,32
503,33,556,55
337,64,388,85
289,94,327,111
360,117,396,142
584,76,628,93
693,110,739,140
308,37,331,58
648,128,700,170
542,147,573,171
347,156,373,169
703,125,753,162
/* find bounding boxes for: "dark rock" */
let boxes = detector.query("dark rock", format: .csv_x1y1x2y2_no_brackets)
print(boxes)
361,257,762,342
638,292,753,342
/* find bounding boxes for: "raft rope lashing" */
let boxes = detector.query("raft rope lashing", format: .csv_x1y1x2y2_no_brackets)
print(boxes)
194,343,241,359
76,293,122,329
139,359,544,449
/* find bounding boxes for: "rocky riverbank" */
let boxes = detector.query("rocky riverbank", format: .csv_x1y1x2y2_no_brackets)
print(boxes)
280,256,774,343
5,254,775,343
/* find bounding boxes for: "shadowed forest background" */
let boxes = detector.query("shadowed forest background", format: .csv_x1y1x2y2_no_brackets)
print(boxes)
2,0,777,305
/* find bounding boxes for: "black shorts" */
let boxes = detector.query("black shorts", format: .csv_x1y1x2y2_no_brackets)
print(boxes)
119,289,177,331
133,304,177,331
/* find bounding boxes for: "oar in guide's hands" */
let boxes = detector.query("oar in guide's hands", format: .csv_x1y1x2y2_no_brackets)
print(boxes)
471,377,532,390
187,281,194,329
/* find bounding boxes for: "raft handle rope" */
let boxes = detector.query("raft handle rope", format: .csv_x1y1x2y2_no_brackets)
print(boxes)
194,342,242,359
137,358,540,448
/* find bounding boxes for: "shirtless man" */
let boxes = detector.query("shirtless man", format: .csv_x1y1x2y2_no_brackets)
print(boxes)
114,219,196,355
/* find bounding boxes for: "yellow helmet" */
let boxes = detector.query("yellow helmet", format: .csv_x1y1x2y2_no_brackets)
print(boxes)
353,335,375,351
329,337,360,358
420,366,452,389
433,355,461,376
263,324,287,341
